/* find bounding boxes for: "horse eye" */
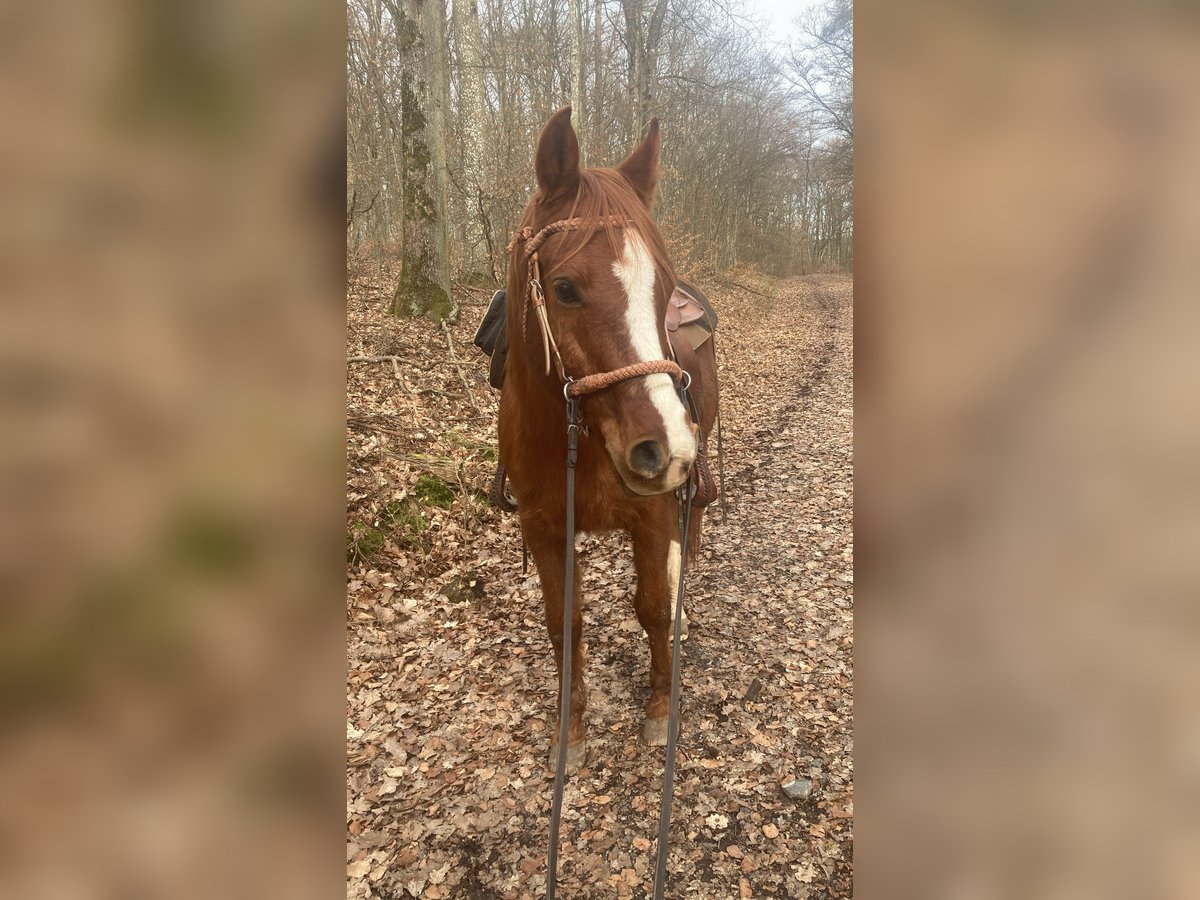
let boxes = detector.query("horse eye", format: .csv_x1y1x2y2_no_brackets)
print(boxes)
552,278,580,304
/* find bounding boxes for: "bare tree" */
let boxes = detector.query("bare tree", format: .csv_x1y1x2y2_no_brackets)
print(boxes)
568,0,587,163
620,0,669,141
786,0,853,269
451,0,494,279
347,0,855,288
381,0,453,320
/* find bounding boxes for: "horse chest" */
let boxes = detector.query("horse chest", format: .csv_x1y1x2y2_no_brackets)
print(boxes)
514,457,630,531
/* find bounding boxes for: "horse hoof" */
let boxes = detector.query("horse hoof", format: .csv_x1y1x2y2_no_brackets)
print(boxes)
549,741,588,774
642,716,670,746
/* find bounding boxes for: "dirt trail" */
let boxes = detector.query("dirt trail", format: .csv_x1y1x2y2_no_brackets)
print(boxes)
347,274,853,899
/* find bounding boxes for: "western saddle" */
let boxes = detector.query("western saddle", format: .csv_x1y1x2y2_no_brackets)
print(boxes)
665,282,717,351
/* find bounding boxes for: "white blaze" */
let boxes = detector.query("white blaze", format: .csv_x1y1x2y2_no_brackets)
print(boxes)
611,232,696,466
667,538,688,641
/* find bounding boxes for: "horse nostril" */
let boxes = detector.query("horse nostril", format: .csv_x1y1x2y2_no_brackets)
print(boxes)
629,439,665,476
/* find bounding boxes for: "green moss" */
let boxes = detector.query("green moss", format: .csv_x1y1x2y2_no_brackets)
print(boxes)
379,499,428,547
386,52,451,323
424,290,453,322
347,521,387,565
414,475,455,508
391,270,451,322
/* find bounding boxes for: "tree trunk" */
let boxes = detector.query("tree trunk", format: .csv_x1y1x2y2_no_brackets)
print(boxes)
644,0,668,109
385,0,453,321
621,0,644,142
569,0,587,165
620,0,667,142
452,0,494,280
592,0,603,161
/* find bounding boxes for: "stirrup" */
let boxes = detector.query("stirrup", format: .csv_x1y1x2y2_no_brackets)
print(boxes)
489,463,518,512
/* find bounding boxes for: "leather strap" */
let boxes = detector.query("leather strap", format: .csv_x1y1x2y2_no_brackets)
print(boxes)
546,398,582,900
652,468,692,899
546,384,695,900
489,463,518,513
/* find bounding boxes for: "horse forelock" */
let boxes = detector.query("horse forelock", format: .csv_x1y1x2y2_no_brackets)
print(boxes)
525,168,675,289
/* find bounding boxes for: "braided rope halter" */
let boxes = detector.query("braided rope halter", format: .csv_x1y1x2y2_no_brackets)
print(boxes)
509,217,695,900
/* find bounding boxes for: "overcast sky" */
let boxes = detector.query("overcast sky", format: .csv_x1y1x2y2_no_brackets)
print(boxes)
741,0,824,50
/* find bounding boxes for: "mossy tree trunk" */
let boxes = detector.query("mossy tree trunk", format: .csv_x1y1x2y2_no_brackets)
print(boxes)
384,0,453,322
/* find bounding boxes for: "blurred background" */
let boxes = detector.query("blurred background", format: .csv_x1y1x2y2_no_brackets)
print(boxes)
857,1,1200,897
0,1,345,897
2,0,1199,897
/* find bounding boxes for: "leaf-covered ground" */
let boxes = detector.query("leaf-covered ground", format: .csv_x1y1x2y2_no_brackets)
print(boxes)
347,272,853,898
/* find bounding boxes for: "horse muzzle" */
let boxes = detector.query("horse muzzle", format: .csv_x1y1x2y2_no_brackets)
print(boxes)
617,433,695,496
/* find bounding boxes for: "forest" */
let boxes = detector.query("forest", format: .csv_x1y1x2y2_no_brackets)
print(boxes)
346,0,853,318
346,2,855,895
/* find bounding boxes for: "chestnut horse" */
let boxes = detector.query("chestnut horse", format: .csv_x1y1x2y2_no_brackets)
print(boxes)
498,107,720,772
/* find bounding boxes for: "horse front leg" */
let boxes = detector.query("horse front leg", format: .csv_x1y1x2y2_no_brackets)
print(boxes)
523,521,589,772
632,498,687,746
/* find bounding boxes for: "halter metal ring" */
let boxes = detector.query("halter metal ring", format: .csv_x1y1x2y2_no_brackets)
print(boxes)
679,370,692,391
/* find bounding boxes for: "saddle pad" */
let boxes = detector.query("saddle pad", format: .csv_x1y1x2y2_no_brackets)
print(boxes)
473,289,506,357
473,289,508,390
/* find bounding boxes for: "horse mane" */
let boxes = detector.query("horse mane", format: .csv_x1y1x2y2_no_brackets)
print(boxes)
510,167,677,296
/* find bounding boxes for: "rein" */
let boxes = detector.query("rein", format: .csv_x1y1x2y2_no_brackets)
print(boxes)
513,218,693,899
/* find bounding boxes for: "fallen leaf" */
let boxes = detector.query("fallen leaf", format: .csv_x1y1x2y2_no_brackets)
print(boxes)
344,276,855,900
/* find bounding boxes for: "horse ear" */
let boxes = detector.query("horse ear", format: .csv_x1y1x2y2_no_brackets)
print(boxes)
617,118,660,206
535,106,580,201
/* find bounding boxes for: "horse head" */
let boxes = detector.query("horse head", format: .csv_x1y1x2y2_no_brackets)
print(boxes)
511,106,697,496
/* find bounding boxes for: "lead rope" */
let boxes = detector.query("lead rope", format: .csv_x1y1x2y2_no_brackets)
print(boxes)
546,388,581,900
652,376,694,900
545,375,693,899
514,220,694,896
